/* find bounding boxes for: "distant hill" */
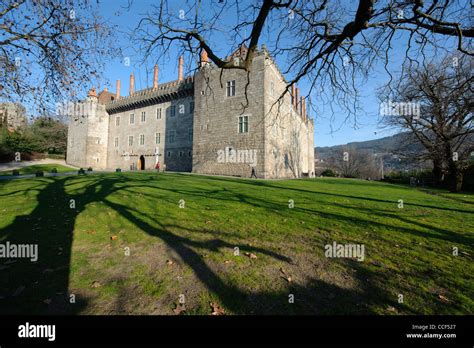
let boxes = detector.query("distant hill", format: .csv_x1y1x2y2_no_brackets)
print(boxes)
315,133,425,171
316,133,413,154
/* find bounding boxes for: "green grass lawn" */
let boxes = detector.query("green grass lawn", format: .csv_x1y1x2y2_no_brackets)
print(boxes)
0,164,75,176
0,173,472,315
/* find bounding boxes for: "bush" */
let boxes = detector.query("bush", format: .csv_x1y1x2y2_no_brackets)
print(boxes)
12,169,20,176
35,171,44,177
116,168,121,172
321,169,336,177
78,168,85,175
46,153,65,160
50,168,58,173
383,169,434,186
87,167,93,172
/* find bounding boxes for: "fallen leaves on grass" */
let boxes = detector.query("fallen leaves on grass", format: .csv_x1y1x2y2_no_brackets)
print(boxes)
210,302,225,315
438,294,450,303
224,260,231,264
279,267,292,282
166,260,174,266
110,235,118,241
90,281,101,288
173,303,186,315
245,252,257,259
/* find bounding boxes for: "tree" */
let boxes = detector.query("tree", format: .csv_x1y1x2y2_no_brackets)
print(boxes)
0,0,117,113
30,116,67,154
133,0,472,120
380,54,473,192
327,147,379,179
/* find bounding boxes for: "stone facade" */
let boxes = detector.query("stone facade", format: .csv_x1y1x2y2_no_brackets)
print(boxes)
0,102,27,131
66,95,109,169
67,47,315,178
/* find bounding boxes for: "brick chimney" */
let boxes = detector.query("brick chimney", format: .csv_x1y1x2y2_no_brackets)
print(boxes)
178,55,184,82
291,84,296,108
200,49,209,67
88,87,97,98
130,73,135,96
153,64,159,90
295,87,300,114
301,97,306,121
116,79,120,99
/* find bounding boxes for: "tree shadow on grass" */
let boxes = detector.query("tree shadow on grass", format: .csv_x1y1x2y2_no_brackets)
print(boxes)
185,174,474,214
117,178,474,249
0,175,127,314
0,174,404,314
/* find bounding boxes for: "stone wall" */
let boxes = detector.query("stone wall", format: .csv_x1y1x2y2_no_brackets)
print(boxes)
106,95,194,172
263,54,315,178
192,53,266,178
0,103,27,130
66,97,109,169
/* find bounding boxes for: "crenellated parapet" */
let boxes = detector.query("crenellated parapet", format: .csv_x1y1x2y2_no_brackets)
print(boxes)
105,77,194,115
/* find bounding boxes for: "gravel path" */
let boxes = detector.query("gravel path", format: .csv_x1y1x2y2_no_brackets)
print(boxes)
0,159,76,172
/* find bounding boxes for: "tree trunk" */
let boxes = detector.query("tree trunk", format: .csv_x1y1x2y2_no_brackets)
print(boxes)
432,159,444,187
446,160,464,193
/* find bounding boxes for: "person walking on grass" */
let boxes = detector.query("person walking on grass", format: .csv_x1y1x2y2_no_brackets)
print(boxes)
250,166,257,178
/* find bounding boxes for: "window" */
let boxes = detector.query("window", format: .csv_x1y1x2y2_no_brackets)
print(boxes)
128,135,133,146
188,151,192,157
156,108,162,119
226,80,236,97
167,151,171,158
115,116,120,126
141,111,146,122
179,151,184,157
170,105,176,117
139,134,145,145
190,102,194,113
238,116,249,133
155,132,161,144
188,128,193,142
168,130,175,143
129,113,135,124
114,137,119,148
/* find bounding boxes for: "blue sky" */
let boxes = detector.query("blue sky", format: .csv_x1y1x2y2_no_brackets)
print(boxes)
94,0,450,147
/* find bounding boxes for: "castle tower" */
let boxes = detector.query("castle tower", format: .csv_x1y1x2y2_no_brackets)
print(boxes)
66,88,110,169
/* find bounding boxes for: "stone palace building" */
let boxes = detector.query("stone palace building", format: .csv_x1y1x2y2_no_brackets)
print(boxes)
67,46,315,179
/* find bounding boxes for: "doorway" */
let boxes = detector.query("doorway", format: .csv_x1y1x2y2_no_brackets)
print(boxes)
139,155,145,170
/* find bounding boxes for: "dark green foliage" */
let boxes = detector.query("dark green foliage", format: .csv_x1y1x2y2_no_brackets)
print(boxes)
383,170,435,186
320,169,336,177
